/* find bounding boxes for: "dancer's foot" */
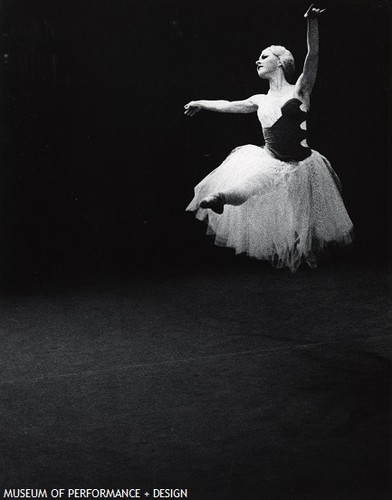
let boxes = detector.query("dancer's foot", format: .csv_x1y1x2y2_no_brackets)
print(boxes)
199,193,225,214
305,252,317,269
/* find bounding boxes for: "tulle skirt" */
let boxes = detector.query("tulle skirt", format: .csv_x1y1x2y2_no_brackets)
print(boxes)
186,145,353,271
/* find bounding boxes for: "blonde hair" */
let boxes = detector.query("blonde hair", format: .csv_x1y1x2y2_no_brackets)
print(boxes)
268,45,295,83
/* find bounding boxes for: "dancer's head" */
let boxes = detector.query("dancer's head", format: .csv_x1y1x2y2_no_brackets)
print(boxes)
255,45,295,83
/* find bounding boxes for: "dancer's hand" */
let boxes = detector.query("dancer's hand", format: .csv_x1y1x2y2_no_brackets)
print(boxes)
184,101,202,117
304,3,326,18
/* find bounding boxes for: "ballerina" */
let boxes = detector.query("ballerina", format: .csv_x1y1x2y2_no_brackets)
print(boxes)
184,4,353,272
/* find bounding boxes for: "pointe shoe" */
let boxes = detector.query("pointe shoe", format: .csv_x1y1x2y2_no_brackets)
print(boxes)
305,252,317,269
199,193,225,214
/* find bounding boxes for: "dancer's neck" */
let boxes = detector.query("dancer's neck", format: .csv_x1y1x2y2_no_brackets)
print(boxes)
267,73,292,95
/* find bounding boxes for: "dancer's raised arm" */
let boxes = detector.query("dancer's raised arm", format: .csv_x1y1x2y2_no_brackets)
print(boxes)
184,97,258,117
295,4,326,101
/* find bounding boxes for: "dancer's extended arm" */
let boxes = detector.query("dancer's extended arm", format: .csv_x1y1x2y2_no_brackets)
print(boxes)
184,97,258,117
296,4,325,101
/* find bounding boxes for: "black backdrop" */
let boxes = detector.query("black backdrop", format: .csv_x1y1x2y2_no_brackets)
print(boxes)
0,0,390,280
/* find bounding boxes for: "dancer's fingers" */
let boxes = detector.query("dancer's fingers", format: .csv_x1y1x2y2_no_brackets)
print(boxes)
304,3,314,18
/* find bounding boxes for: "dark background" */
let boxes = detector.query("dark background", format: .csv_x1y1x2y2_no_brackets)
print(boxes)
0,0,390,283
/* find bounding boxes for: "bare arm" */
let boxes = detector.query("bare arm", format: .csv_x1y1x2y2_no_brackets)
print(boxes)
184,97,258,117
295,4,326,100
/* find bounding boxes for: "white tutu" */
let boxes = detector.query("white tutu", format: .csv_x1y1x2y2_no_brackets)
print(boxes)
186,145,353,271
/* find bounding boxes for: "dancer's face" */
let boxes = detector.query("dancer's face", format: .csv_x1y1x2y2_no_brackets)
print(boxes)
255,48,280,79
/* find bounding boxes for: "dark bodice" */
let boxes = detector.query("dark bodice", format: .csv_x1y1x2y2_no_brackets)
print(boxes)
263,98,311,162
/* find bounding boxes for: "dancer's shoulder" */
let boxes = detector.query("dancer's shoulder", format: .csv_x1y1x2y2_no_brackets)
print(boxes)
248,94,267,107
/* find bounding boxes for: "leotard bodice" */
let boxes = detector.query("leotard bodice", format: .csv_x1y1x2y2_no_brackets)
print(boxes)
258,97,311,162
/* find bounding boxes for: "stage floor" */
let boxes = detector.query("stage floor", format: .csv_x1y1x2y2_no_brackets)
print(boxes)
0,259,390,499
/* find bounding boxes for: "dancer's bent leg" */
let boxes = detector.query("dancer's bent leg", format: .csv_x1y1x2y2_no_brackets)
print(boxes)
199,188,250,214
